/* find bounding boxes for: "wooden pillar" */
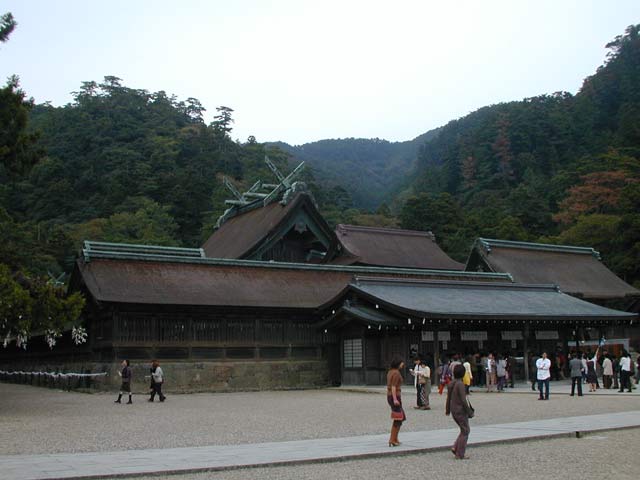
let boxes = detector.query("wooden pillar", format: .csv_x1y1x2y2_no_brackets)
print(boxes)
433,327,440,378
523,323,530,383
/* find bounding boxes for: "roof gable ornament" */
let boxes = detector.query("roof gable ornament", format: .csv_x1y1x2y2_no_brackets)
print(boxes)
215,157,307,229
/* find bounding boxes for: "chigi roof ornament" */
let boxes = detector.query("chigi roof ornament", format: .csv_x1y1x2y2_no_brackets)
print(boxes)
215,156,307,228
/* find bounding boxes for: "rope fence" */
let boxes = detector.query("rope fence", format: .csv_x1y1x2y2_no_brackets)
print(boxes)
0,370,108,390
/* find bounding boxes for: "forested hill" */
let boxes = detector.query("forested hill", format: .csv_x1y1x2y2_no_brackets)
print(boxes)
2,23,639,292
269,128,439,210
397,25,640,286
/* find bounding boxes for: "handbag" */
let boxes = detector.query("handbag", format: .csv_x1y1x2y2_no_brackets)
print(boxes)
391,409,405,421
466,399,475,419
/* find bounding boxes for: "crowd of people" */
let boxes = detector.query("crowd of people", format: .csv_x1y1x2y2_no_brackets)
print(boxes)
529,348,638,395
386,348,638,460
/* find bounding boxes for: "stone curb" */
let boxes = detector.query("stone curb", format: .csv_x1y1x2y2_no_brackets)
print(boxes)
3,411,640,480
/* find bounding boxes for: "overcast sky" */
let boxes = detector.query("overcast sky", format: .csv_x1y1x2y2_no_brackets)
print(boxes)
1,1,638,145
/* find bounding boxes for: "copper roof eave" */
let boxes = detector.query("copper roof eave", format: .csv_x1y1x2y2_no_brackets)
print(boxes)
317,305,401,330
317,282,638,323
81,249,512,280
477,238,601,259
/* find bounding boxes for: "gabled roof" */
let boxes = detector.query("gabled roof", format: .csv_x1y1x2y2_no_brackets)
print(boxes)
332,224,464,270
467,238,640,300
319,276,636,328
202,192,337,261
73,242,511,309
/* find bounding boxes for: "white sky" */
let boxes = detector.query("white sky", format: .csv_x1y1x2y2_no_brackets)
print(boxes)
0,1,638,145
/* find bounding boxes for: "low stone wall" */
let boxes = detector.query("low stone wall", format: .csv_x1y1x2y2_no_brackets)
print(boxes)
0,359,330,393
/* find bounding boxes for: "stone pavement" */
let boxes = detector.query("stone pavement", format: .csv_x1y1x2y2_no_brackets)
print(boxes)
2,410,639,480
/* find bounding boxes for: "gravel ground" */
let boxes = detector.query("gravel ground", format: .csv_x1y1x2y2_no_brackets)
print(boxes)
1,382,639,456
141,429,640,480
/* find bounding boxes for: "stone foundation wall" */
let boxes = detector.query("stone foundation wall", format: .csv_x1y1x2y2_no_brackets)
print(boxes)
0,359,330,393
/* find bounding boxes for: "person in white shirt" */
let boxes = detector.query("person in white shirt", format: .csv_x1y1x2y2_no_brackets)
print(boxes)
149,359,166,402
485,353,497,393
536,352,551,400
602,353,614,389
618,351,632,393
410,356,431,410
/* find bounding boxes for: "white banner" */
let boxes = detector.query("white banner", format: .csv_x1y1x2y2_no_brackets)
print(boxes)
535,330,559,340
421,331,434,341
438,331,451,341
501,331,523,340
461,331,487,341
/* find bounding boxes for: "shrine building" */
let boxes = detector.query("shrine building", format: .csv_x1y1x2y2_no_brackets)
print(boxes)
1,161,638,390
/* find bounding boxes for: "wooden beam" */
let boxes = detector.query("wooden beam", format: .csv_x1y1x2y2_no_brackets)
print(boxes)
265,155,286,183
223,176,247,203
244,192,269,198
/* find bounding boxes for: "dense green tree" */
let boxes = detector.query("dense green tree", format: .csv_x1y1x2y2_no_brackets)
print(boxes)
0,12,16,43
399,24,640,283
212,105,234,136
0,76,42,177
0,264,85,350
399,192,463,239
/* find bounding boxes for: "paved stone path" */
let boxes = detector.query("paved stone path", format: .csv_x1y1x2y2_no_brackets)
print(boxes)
2,410,639,480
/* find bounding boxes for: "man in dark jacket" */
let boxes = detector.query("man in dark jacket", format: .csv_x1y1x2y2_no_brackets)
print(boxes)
569,352,583,397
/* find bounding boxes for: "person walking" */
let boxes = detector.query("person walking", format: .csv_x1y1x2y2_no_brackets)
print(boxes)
470,354,479,388
619,351,633,393
463,356,473,394
114,359,133,404
419,357,432,409
446,364,472,460
496,355,507,392
438,356,452,395
477,353,487,388
505,352,515,388
410,356,431,410
569,352,583,397
536,352,551,400
581,353,588,385
612,355,620,390
602,354,613,389
586,348,600,392
387,357,406,446
149,360,166,402
485,353,497,393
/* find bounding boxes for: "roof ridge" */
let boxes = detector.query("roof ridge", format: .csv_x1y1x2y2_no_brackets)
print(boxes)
84,241,205,258
477,238,601,259
351,276,565,291
337,224,435,239
80,245,512,280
